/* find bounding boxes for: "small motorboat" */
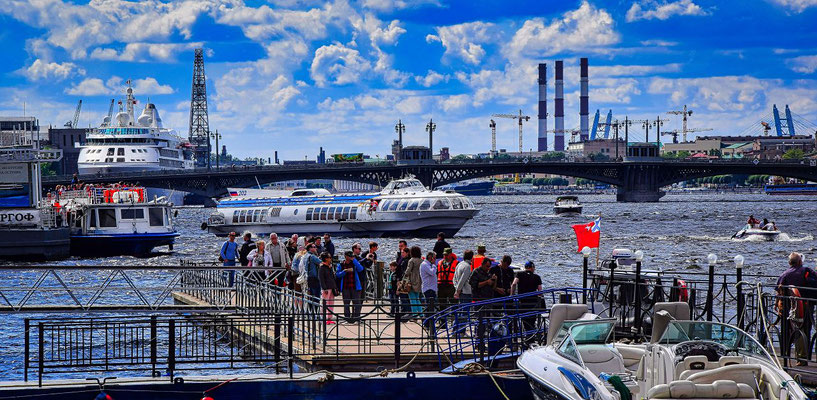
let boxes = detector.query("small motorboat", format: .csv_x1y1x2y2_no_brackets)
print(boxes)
732,225,781,241
554,196,582,215
517,302,807,400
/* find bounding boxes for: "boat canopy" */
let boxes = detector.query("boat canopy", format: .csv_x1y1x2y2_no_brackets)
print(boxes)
658,321,771,361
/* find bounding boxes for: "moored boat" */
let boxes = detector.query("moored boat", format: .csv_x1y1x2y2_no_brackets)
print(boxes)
517,304,807,400
203,177,479,238
52,185,179,256
554,195,582,214
0,147,70,260
439,179,495,196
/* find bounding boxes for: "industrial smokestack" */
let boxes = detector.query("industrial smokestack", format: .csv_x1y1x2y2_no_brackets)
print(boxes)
554,60,565,151
580,58,589,142
537,63,547,151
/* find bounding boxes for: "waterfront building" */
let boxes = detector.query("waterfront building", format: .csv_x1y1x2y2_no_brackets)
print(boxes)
567,138,625,159
0,117,38,147
47,126,89,175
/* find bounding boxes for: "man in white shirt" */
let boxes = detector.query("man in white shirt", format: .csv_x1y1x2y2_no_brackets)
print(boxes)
454,250,474,303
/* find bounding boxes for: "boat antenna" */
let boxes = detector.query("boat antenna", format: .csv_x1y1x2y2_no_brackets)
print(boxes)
255,176,262,190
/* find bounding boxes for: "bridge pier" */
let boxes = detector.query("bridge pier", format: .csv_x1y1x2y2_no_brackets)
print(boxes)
616,164,666,203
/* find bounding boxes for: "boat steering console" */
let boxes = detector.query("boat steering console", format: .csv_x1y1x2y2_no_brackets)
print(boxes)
674,340,738,364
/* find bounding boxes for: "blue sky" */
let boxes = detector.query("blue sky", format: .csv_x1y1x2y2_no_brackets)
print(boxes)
0,0,816,160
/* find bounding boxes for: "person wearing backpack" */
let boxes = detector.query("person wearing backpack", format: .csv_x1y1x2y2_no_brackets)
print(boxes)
777,252,816,366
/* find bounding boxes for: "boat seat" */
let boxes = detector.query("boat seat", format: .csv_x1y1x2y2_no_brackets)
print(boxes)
546,304,590,345
652,302,691,343
648,380,756,399
718,356,744,367
675,356,712,380
683,364,762,393
578,344,627,376
615,343,646,371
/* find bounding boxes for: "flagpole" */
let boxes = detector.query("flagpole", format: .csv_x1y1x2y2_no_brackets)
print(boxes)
595,212,602,268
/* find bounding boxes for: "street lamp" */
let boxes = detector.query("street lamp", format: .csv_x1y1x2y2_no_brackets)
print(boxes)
633,250,644,332
706,253,717,321
210,130,222,169
581,246,591,303
426,119,436,157
735,254,745,328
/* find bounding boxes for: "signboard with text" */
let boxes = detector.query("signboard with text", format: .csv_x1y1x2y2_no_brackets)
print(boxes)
0,209,40,226
0,163,31,208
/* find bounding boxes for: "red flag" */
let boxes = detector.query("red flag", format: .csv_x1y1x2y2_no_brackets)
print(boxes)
572,219,600,252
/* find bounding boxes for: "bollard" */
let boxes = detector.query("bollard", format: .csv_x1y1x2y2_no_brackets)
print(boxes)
559,293,572,304
150,316,157,377
274,315,281,374
168,319,176,380
288,316,294,379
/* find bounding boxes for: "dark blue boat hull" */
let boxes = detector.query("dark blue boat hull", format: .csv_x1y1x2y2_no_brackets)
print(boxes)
70,232,179,256
442,181,495,196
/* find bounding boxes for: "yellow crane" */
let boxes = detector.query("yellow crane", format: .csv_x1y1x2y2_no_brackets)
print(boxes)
492,109,530,153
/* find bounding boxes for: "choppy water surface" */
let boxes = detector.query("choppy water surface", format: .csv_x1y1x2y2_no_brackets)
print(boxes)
0,192,815,379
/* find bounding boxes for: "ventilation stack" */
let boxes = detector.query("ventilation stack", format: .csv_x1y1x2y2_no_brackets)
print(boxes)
579,57,589,142
537,63,547,151
554,60,565,151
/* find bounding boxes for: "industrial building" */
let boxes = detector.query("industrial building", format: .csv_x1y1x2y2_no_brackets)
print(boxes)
46,126,88,175
0,117,39,147
567,138,626,159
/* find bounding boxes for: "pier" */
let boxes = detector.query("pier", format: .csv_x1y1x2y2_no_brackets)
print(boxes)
4,259,817,388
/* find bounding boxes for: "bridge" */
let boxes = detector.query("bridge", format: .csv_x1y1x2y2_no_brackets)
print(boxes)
44,158,817,203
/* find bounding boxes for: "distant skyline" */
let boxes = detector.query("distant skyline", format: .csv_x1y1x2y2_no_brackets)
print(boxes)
1,0,816,160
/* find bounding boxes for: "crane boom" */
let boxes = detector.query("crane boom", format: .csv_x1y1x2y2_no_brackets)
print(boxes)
72,100,82,128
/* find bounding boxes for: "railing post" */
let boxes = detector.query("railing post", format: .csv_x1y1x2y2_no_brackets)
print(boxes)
394,312,402,368
274,314,281,374
634,260,643,333
670,277,679,301
736,266,744,329
37,322,43,387
24,318,29,382
707,263,715,321
376,261,384,299
478,311,485,365
168,319,176,380
150,316,157,377
582,256,588,304
288,316,294,379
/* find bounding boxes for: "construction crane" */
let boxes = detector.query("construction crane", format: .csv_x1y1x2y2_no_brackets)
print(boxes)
492,109,530,152
660,128,713,144
667,105,706,143
65,99,82,128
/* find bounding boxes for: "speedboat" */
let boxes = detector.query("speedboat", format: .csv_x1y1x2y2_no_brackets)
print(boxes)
555,196,582,215
203,177,479,238
517,302,807,400
733,225,781,241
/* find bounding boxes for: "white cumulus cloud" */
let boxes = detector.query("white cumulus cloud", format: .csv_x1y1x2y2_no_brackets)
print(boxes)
768,0,817,13
89,43,202,62
626,0,710,22
66,76,174,96
415,70,449,87
507,2,620,58
426,21,496,65
786,55,817,74
23,59,84,81
310,43,372,87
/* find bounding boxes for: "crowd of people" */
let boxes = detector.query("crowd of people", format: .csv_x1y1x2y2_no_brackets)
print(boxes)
218,231,544,325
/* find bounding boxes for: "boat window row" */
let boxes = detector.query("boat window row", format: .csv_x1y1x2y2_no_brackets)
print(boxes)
306,206,358,221
159,149,180,158
89,207,166,228
99,128,150,135
159,159,186,168
378,196,473,212
233,209,267,224
87,138,155,144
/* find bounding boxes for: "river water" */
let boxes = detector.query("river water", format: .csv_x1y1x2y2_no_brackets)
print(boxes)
0,193,814,380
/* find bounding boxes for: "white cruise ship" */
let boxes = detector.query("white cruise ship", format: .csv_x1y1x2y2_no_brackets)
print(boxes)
76,83,194,175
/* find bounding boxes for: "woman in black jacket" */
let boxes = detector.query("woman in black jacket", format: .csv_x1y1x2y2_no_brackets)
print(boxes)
318,252,338,324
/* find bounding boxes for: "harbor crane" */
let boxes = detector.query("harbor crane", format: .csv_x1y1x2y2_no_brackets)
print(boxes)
492,109,530,152
660,127,713,144
65,100,82,128
101,99,115,127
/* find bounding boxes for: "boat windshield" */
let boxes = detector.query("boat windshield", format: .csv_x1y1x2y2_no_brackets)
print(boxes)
566,319,615,345
383,179,425,192
659,321,770,360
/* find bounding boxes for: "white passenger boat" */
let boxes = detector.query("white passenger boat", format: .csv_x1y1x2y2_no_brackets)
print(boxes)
554,196,582,214
76,82,194,176
52,185,179,256
517,303,806,400
203,177,479,238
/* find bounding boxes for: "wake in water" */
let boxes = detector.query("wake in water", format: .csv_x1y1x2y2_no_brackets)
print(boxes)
730,233,814,242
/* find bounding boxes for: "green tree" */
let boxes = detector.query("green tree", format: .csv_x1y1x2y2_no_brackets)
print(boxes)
783,148,805,159
521,177,533,184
